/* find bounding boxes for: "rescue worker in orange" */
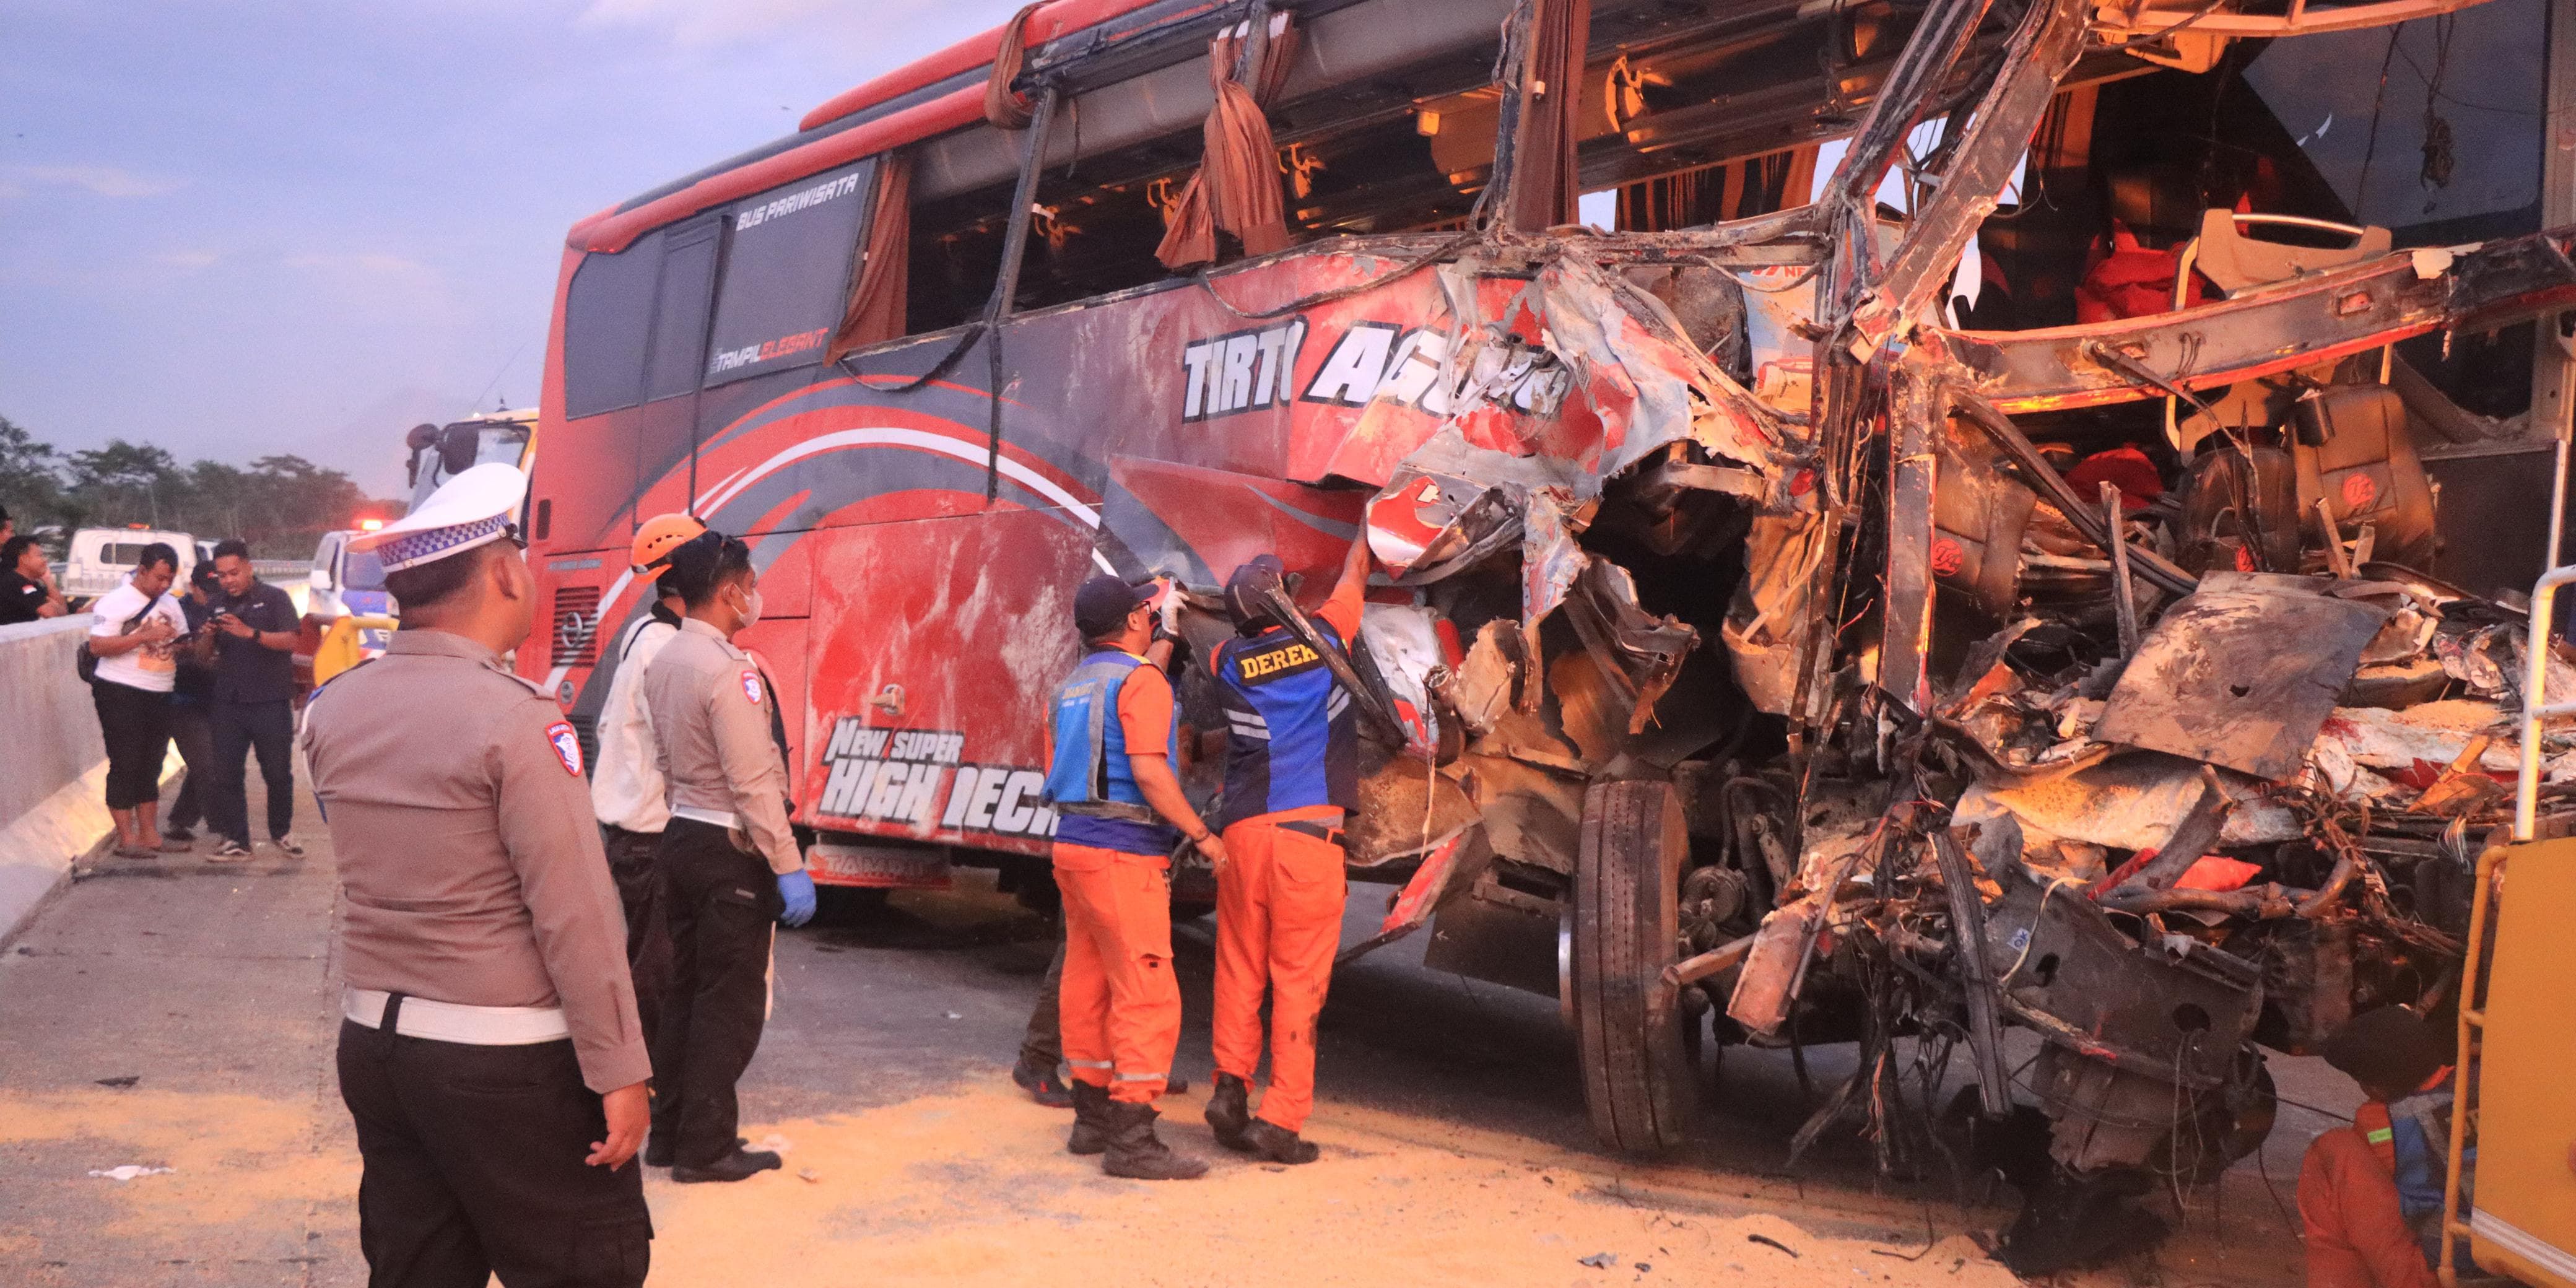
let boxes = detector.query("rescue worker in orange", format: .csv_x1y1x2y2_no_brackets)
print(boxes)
1039,573,1224,1180
2299,1006,2471,1288
1202,534,1372,1164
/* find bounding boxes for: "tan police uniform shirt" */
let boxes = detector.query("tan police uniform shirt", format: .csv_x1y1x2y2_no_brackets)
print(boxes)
301,629,651,1094
641,617,801,875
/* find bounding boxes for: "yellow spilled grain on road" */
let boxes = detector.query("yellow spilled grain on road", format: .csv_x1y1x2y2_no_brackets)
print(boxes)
648,1079,2021,1288
0,1087,352,1235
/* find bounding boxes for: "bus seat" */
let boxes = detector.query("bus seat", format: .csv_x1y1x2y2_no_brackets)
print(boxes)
2190,209,2390,295
2292,383,2437,569
1931,446,2037,620
2171,442,2302,576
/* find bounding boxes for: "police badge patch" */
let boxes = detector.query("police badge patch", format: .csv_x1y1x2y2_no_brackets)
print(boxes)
741,669,763,704
545,721,584,777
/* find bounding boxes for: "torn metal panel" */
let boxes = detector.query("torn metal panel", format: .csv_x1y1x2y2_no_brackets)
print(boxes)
1726,890,1827,1038
1346,749,1481,867
1881,367,1942,717
1363,468,1518,585
1952,752,2304,853
1557,557,1698,736
1978,869,2264,1095
2094,572,2390,781
1445,619,1521,739
1723,509,1832,716
1357,603,1455,760
1943,231,2576,414
1338,829,1479,966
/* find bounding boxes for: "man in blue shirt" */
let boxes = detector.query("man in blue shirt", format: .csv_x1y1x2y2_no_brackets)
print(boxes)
1203,534,1371,1165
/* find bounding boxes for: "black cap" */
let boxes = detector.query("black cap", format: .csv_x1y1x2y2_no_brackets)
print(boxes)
1074,573,1154,640
1223,555,1287,634
2321,1006,2450,1097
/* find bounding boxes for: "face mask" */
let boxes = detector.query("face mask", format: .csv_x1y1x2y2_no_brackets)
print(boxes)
734,585,764,630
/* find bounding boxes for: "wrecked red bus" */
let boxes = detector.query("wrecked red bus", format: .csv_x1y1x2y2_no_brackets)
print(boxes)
525,0,2576,1266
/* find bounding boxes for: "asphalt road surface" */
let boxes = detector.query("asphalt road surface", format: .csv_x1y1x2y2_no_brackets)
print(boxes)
0,769,2341,1286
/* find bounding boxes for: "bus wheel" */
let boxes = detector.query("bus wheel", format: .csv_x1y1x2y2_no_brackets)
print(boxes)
1571,779,1699,1154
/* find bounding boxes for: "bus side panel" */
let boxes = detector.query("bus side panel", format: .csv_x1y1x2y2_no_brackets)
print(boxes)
796,507,1093,858
736,616,808,807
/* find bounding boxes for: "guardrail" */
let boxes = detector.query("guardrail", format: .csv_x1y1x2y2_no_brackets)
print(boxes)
0,615,112,944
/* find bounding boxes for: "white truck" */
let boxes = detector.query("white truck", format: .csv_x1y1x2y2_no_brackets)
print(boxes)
60,528,198,607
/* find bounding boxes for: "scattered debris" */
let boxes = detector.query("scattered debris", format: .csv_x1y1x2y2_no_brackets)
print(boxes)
1746,1234,1800,1258
87,1165,172,1182
94,1076,139,1089
1577,1252,1621,1269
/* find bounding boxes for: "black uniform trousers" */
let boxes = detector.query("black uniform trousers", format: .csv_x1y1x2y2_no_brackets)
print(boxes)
165,698,214,832
336,1003,651,1288
211,698,295,844
598,824,672,1050
651,817,781,1167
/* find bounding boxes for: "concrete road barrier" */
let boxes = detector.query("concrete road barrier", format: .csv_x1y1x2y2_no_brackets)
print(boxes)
0,616,178,945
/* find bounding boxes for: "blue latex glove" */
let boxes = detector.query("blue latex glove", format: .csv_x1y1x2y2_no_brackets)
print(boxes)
775,869,817,928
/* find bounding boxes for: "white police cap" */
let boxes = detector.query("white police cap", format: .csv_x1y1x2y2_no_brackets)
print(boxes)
352,463,528,573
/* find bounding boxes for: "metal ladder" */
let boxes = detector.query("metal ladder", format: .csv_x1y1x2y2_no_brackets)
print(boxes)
2437,564,2576,1287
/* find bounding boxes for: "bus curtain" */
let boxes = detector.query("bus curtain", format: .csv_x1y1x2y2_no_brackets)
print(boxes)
1154,14,1299,272
827,153,912,360
983,2,1042,131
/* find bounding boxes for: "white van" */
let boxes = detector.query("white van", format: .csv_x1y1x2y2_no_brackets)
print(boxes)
62,528,197,606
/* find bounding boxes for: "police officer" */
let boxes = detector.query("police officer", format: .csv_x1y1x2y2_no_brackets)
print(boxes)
1202,534,1372,1165
303,464,652,1286
1040,573,1223,1180
590,513,705,1062
641,528,814,1183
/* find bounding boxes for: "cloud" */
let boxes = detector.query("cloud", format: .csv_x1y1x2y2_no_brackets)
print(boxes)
1,165,185,199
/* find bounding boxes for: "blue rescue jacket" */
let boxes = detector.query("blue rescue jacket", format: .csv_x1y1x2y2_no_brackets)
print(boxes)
1211,620,1358,829
1042,650,1178,855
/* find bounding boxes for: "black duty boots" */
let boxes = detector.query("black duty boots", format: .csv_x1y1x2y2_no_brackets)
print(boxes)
1204,1072,1253,1151
1012,1053,1075,1108
1100,1100,1208,1180
1242,1118,1321,1165
1067,1081,1110,1156
671,1144,782,1183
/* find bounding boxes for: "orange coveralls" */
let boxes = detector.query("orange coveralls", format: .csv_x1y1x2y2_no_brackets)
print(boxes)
1208,577,1362,1134
1053,662,1183,1105
2299,1120,2440,1288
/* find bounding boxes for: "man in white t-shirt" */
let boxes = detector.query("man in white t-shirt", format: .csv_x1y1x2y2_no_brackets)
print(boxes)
85,543,191,856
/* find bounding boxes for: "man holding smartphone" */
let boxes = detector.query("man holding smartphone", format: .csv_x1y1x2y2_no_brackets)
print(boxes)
206,539,304,861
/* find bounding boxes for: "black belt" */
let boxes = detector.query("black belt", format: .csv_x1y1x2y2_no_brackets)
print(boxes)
1277,819,1344,846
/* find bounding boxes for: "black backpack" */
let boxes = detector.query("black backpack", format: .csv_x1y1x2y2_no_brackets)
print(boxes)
76,591,169,685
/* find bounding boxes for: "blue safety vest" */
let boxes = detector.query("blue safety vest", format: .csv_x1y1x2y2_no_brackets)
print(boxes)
1212,619,1358,829
1042,650,1178,856
2375,1082,2473,1271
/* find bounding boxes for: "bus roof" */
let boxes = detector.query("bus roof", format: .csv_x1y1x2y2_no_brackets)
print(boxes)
568,0,1191,255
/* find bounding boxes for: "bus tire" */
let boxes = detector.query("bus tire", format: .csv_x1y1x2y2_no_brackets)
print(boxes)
1572,778,1698,1154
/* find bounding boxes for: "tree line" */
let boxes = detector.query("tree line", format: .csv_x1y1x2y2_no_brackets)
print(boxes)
0,416,396,560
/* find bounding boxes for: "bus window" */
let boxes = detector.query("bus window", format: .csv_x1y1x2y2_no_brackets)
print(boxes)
644,222,720,402
562,228,666,419
703,159,875,386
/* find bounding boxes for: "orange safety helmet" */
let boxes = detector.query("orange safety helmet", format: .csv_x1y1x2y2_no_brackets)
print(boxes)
631,513,708,575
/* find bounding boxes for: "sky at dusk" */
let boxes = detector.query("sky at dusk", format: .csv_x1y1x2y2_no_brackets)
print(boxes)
1,0,1027,498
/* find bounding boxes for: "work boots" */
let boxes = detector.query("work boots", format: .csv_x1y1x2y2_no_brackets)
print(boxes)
1066,1080,1110,1156
1012,1053,1075,1108
1242,1118,1321,1165
1204,1072,1254,1151
1099,1100,1209,1180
